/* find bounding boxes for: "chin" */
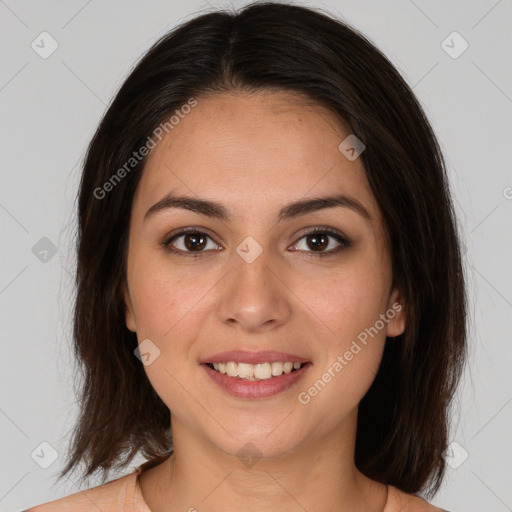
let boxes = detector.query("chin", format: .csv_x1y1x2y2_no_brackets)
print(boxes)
204,422,306,463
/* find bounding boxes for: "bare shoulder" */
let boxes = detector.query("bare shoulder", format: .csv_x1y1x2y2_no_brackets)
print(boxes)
22,484,108,511
23,473,135,512
386,485,450,512
22,490,95,511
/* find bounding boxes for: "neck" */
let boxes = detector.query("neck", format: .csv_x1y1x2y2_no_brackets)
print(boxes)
139,409,387,512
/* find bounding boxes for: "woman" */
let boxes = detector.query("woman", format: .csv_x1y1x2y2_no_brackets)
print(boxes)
25,2,466,511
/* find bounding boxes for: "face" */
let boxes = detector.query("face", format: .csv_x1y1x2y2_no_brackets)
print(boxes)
122,91,405,460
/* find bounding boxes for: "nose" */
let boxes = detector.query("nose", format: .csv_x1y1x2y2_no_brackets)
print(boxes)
216,242,292,333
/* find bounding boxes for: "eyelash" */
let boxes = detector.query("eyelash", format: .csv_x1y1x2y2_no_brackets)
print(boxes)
162,226,352,259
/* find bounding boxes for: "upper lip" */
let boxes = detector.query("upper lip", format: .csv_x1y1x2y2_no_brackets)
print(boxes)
199,350,310,365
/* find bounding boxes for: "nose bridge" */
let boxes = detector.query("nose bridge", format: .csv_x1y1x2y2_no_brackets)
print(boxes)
232,235,275,303
234,236,272,287
217,235,290,332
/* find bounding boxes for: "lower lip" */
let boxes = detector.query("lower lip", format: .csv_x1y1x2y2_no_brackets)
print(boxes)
201,363,311,399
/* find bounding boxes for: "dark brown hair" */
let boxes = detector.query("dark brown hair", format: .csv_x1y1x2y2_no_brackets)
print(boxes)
59,1,467,499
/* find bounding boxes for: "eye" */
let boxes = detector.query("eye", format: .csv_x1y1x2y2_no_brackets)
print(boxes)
163,229,221,257
162,226,351,258
290,227,351,257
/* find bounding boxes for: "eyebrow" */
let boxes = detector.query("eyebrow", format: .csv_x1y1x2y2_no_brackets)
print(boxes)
144,192,371,223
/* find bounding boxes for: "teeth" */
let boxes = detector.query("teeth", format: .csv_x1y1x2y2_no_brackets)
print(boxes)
209,361,304,380
226,361,238,377
254,363,271,380
271,362,283,376
238,362,254,379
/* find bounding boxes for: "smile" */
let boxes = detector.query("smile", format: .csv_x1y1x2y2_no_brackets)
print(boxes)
206,361,304,381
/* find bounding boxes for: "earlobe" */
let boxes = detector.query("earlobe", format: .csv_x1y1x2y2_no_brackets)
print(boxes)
386,288,406,338
122,282,137,332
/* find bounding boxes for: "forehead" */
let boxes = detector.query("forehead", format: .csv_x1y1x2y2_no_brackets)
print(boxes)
132,91,379,223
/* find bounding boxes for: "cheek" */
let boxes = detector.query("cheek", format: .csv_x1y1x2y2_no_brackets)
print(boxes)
294,252,390,406
127,256,207,366
301,256,391,343
297,338,385,433
128,261,201,415
128,254,202,339
131,278,178,336
297,278,388,425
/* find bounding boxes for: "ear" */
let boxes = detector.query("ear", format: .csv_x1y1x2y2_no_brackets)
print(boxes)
121,281,137,332
385,287,406,338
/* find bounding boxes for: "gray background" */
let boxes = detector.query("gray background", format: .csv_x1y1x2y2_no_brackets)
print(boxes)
1,0,511,510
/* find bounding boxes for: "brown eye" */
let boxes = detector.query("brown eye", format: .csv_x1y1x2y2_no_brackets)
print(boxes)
163,230,220,256
305,233,330,251
291,227,351,256
163,227,351,258
182,232,208,251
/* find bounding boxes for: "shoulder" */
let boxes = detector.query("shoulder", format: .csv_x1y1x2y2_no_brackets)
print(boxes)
385,485,450,512
23,470,140,512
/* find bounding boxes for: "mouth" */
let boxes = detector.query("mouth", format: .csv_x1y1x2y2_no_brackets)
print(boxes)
204,361,308,381
200,350,312,399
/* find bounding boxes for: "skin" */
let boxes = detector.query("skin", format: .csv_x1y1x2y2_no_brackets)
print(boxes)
122,90,407,512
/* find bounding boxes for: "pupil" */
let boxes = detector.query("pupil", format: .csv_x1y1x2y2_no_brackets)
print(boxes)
308,234,328,251
183,233,329,252
185,233,207,251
